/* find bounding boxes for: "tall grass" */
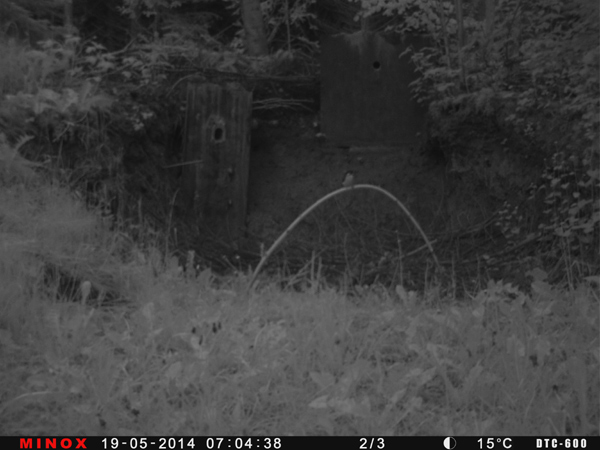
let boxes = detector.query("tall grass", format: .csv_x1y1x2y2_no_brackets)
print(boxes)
0,162,598,434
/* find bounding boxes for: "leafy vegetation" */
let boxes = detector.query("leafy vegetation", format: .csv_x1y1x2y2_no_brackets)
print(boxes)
358,0,599,153
356,0,599,277
1,163,598,434
0,0,598,437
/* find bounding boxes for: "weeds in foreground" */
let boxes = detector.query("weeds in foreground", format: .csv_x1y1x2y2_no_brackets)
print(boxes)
0,172,598,436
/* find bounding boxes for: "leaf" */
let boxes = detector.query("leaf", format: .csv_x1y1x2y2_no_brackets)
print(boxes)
461,364,484,397
329,397,371,418
531,279,555,300
506,334,526,358
526,267,547,282
388,388,407,407
309,371,335,390
308,395,329,409
164,361,183,382
584,275,600,286
197,268,213,286
395,284,409,303
534,337,551,365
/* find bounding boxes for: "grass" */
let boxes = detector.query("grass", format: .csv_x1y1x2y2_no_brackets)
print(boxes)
0,166,598,436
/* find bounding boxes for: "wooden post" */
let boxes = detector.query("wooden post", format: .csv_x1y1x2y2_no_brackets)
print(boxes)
181,83,252,243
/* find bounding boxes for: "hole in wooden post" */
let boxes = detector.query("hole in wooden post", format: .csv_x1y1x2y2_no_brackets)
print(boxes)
213,126,224,142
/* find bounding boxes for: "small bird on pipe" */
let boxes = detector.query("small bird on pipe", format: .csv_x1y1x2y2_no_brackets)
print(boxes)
342,170,355,188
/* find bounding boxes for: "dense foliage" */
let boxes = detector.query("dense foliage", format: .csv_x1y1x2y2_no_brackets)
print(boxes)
356,0,598,154
355,0,599,266
0,0,598,271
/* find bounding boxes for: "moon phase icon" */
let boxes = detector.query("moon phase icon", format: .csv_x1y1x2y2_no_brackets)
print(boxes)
443,437,456,449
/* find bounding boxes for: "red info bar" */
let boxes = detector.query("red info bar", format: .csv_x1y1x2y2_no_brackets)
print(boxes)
19,438,88,449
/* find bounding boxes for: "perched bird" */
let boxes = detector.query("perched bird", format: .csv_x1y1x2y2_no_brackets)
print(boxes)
342,170,355,188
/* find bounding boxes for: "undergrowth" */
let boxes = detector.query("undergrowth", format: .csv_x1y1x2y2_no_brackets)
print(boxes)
0,0,598,437
0,159,598,436
495,149,599,281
